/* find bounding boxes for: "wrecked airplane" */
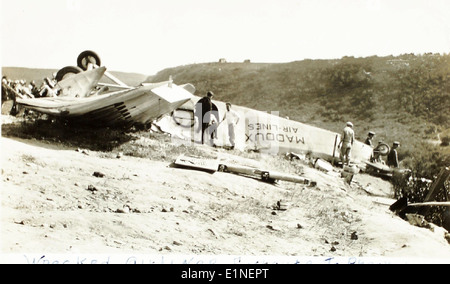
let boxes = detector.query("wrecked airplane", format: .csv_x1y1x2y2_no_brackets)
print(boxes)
16,50,373,165
16,51,195,127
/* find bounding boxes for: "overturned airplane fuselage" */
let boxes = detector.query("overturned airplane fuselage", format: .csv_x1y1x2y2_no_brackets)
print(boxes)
17,67,194,127
157,97,373,163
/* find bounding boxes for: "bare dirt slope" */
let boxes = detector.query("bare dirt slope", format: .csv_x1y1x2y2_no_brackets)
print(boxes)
1,136,450,262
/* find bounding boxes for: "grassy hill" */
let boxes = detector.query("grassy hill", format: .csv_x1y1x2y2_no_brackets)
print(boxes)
147,54,450,178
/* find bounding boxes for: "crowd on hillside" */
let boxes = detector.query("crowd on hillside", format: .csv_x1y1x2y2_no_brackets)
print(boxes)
1,75,60,115
2,76,59,102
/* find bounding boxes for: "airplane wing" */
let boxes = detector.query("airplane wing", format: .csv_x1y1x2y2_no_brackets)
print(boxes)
15,50,196,127
17,81,194,126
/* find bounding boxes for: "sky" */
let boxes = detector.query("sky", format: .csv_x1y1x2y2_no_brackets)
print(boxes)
1,0,449,75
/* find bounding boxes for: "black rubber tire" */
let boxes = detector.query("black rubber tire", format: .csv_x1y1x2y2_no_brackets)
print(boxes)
172,109,195,128
374,142,390,156
77,50,101,70
172,100,195,128
55,66,83,82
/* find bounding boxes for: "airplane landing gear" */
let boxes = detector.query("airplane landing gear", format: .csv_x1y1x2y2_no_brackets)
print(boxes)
77,50,101,70
55,66,83,82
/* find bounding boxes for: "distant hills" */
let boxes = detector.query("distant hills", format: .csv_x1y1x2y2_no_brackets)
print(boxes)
2,66,149,87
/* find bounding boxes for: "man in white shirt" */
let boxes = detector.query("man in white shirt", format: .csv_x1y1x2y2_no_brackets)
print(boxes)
221,103,240,149
338,121,355,166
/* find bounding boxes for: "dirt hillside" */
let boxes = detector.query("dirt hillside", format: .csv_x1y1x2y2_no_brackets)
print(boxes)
1,126,450,263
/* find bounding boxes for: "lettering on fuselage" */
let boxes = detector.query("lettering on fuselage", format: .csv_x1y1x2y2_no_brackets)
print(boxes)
246,123,305,144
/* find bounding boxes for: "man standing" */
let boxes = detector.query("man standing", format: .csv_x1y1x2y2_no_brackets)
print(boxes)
221,103,240,149
387,141,400,168
1,76,8,102
195,91,219,144
365,131,375,147
338,122,355,166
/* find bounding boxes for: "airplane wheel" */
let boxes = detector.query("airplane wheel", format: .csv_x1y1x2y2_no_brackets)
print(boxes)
172,109,195,128
172,100,195,128
77,50,101,70
374,142,390,156
55,66,83,82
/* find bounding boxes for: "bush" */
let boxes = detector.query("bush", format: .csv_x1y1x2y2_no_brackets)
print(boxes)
401,142,449,179
392,141,450,228
441,135,450,147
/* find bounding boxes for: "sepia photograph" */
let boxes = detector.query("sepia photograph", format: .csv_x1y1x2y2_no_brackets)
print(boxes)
1,0,449,266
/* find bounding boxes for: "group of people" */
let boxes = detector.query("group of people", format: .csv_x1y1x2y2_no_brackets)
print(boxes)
194,91,240,149
364,131,400,168
2,76,37,100
2,76,59,115
338,121,400,168
2,76,59,102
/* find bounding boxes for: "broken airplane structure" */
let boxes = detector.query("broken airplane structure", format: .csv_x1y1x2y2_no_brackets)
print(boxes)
16,51,195,127
17,50,373,165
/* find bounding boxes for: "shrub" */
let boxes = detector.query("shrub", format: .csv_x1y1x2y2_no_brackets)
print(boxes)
393,141,450,228
441,135,450,147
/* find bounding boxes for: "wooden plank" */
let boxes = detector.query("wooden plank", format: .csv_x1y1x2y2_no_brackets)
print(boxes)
224,164,257,175
263,170,312,185
223,164,313,185
174,155,219,173
174,154,314,185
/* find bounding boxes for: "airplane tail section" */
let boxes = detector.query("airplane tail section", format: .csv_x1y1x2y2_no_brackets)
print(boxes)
179,83,196,95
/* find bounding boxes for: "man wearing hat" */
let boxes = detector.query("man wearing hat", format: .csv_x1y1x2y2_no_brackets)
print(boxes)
220,102,240,149
365,131,375,147
338,122,355,166
195,91,219,144
387,141,400,168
